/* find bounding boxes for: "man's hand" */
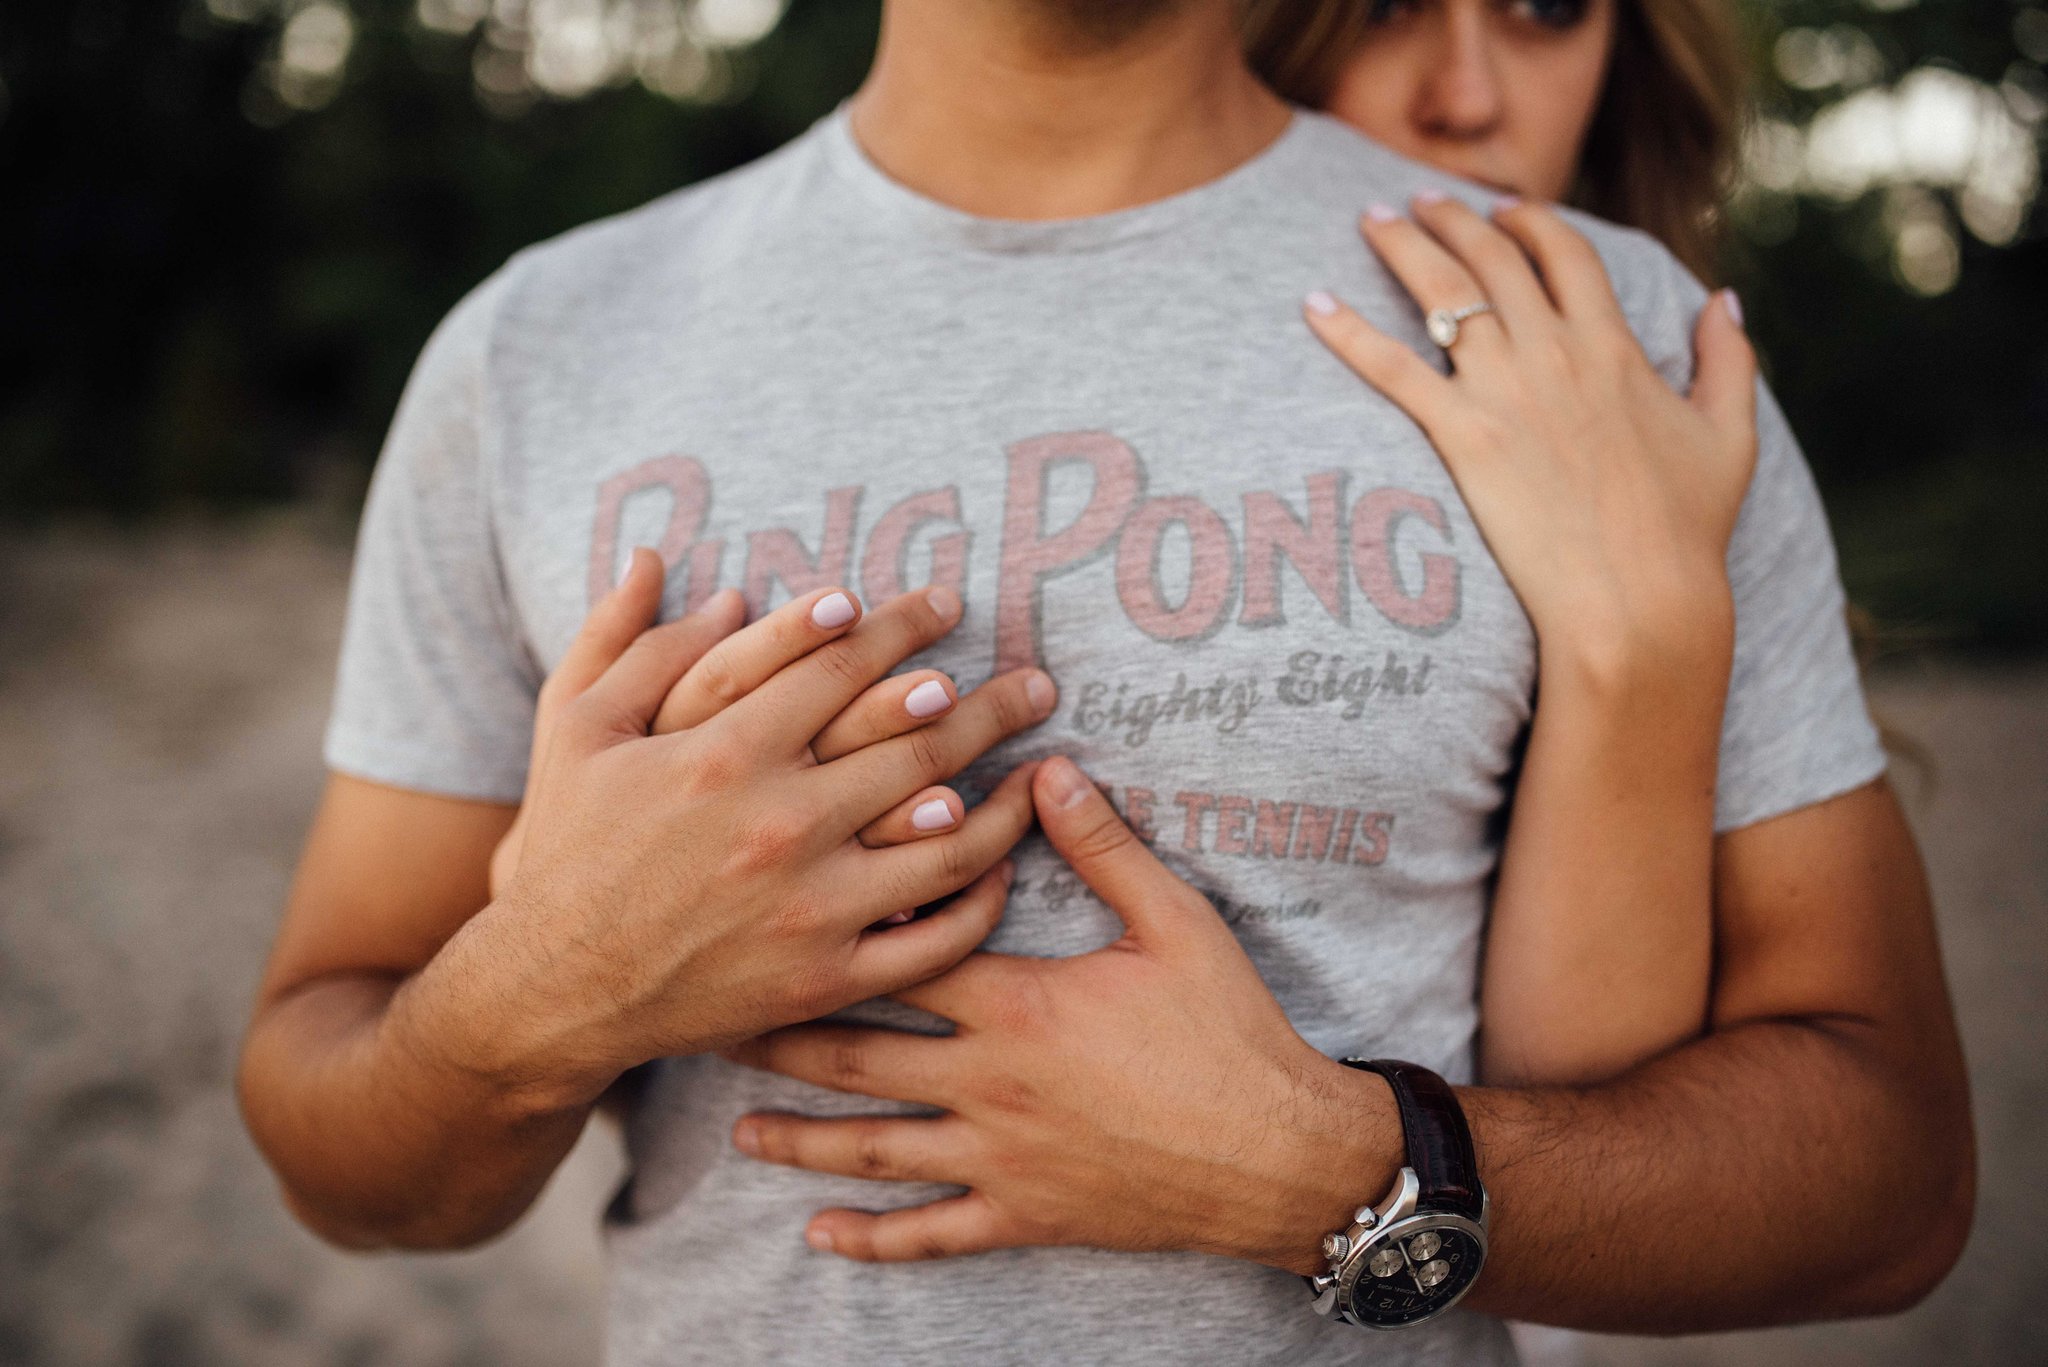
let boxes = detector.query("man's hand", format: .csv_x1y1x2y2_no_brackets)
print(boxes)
721,755,1381,1270
411,556,1057,1116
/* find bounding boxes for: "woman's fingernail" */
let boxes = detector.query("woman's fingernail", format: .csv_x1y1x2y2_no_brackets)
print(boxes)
1304,289,1339,317
1722,288,1743,327
912,798,956,832
1364,204,1399,223
880,909,915,925
998,859,1015,886
812,592,857,628
616,548,648,589
1413,188,1448,205
926,585,962,623
733,1120,760,1155
1493,195,1521,213
806,1226,835,1252
905,679,953,718
1045,757,1093,810
1025,670,1057,717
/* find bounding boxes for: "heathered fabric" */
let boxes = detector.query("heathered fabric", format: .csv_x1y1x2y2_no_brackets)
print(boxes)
324,103,1886,1366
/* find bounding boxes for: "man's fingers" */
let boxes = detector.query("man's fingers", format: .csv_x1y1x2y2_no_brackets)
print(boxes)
1303,290,1459,436
1033,757,1219,947
721,587,967,750
722,1025,959,1107
733,1113,975,1189
1488,199,1630,328
845,859,1016,999
802,1192,1009,1264
811,669,957,764
1690,289,1759,455
651,585,867,735
564,578,757,748
817,670,1057,835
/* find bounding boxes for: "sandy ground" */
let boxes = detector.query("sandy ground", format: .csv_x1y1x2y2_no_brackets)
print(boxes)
1,514,2041,1366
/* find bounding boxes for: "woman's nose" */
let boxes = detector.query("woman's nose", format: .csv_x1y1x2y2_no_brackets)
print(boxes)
1413,7,1507,140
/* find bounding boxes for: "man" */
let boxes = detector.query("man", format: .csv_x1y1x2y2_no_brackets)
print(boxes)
239,1,1973,1362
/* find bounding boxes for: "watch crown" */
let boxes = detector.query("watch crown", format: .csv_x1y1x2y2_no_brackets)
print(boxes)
1321,1232,1351,1262
1353,1205,1377,1228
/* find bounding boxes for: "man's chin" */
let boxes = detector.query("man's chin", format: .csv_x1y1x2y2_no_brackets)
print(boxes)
1010,0,1194,50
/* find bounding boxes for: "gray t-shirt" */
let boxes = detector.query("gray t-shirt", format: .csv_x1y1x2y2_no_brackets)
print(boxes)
325,104,1886,1366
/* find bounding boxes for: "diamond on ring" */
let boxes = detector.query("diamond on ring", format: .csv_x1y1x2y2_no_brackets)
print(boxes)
1426,302,1493,349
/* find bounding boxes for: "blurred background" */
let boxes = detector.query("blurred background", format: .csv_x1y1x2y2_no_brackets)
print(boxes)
0,0,2042,1363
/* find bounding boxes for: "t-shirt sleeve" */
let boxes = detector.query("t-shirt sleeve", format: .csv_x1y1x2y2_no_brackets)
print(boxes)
1637,257,1889,833
321,268,540,803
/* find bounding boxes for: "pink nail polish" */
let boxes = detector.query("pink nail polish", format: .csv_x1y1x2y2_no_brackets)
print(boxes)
807,1227,835,1252
811,592,856,628
615,549,647,589
1723,289,1744,327
1413,188,1448,205
912,798,956,831
1364,204,1399,223
1493,195,1521,213
879,909,914,926
1304,289,1339,317
1025,671,1057,717
905,679,952,718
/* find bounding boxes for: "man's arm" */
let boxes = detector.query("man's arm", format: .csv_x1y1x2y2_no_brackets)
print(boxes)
1455,775,1973,1329
721,770,1972,1332
240,578,1053,1251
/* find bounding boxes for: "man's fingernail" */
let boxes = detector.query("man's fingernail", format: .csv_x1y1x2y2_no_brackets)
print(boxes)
806,1226,834,1252
912,798,956,831
1025,671,1057,717
812,592,857,628
1723,288,1743,327
1304,289,1339,317
733,1120,760,1155
906,679,953,718
926,585,962,623
1364,204,1398,224
1046,757,1093,810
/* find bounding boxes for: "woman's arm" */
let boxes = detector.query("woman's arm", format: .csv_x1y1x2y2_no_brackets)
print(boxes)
1308,193,1758,1085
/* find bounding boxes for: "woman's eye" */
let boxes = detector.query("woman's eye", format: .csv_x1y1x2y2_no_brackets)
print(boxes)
1506,0,1588,29
1367,0,1419,24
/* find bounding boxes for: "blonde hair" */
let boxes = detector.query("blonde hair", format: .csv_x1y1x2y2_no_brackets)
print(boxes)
1239,0,1747,278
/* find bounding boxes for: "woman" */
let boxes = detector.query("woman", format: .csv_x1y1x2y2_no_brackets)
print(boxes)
491,0,1757,1090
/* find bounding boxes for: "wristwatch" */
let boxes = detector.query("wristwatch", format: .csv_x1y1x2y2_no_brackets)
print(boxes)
1305,1058,1489,1329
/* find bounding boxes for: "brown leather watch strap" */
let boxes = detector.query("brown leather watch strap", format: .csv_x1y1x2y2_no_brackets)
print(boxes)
1342,1058,1484,1220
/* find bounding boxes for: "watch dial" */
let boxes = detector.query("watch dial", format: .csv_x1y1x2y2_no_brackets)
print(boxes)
1342,1221,1483,1328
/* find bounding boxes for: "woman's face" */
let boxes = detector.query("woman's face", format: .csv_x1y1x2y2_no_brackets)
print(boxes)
1321,0,1619,201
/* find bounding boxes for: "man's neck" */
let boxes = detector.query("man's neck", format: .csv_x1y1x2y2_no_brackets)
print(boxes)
850,0,1294,221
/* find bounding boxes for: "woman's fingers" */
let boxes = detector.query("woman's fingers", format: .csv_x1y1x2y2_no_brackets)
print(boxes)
652,585,868,735
1303,291,1459,435
856,785,966,849
562,573,761,750
1689,289,1759,455
845,856,1019,997
719,587,968,752
1357,199,1506,366
1405,194,1557,337
815,670,1057,837
1488,200,1630,329
810,669,956,764
845,763,1039,922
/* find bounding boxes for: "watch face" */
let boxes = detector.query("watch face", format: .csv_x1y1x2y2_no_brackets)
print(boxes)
1340,1216,1485,1328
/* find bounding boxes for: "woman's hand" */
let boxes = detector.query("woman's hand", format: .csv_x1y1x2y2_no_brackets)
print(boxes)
490,562,1054,909
1304,193,1757,671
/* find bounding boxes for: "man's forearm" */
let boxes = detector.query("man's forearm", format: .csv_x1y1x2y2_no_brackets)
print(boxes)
1295,1017,1973,1332
237,958,596,1251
